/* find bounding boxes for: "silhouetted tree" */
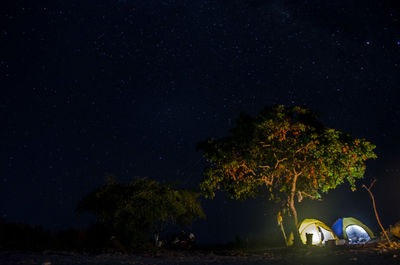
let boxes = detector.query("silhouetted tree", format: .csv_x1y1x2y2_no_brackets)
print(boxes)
76,177,205,248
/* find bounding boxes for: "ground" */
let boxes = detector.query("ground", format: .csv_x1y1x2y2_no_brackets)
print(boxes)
1,246,400,265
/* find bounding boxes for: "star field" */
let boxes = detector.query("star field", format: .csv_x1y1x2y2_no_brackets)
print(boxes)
1,0,400,243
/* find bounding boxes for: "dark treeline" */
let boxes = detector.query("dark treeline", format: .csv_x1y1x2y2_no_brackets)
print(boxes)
0,219,116,251
0,177,206,252
0,219,284,252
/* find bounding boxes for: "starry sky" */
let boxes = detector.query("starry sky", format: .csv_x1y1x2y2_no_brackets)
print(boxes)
1,0,400,243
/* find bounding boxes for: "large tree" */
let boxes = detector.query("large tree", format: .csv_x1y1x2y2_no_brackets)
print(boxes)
76,177,205,248
197,105,376,245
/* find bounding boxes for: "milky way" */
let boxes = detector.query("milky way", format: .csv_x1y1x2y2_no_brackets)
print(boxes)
1,0,399,243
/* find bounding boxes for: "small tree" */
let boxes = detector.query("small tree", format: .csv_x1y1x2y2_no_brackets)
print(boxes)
76,177,205,248
197,105,376,245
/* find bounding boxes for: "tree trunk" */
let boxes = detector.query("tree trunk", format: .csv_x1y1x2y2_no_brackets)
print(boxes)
289,172,302,246
279,222,289,246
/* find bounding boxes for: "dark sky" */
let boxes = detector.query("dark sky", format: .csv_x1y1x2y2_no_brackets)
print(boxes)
1,0,400,243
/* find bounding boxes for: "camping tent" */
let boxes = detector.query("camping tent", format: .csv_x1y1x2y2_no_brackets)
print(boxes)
331,217,375,244
298,219,338,245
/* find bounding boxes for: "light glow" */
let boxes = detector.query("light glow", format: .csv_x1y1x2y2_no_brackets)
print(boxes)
319,226,336,244
345,225,371,244
302,224,322,245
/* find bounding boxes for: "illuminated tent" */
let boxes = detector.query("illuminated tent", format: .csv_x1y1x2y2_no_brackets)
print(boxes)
298,219,338,245
331,217,375,244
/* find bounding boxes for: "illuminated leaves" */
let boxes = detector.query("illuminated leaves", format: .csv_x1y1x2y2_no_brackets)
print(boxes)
198,105,376,203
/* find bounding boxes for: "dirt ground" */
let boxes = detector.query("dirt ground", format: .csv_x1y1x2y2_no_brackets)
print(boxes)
1,246,400,265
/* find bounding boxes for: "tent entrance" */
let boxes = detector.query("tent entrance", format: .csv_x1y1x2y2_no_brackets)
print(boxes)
302,224,322,245
345,225,371,244
319,226,335,244
301,224,335,245
299,219,338,246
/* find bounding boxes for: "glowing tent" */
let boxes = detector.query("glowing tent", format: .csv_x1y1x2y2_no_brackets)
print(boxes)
332,217,375,244
298,219,338,245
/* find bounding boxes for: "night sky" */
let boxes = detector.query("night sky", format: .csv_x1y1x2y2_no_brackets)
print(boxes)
1,0,400,244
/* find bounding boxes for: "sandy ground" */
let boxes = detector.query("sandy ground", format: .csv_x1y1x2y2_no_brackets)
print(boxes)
1,247,400,265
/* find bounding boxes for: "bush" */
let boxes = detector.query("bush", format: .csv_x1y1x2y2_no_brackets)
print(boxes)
76,177,205,249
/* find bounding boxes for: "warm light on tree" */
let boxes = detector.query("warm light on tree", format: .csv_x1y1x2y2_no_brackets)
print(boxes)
197,105,376,245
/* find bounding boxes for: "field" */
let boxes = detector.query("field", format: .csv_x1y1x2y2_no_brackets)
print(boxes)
2,245,400,265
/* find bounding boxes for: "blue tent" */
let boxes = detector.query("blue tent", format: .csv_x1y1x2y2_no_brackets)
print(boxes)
332,217,375,244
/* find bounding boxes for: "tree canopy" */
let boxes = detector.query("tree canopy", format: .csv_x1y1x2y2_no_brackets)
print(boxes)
76,177,205,247
197,105,376,244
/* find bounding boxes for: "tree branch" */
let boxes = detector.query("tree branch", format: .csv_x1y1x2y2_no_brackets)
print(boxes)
275,158,288,169
368,178,376,190
299,191,321,201
362,179,391,244
293,168,302,177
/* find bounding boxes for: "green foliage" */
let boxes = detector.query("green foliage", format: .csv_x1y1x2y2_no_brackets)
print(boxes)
76,177,205,247
197,104,376,205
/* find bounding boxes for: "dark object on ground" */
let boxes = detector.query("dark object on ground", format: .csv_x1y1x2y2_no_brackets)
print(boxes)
110,236,126,252
306,233,313,246
170,231,195,250
326,240,336,246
